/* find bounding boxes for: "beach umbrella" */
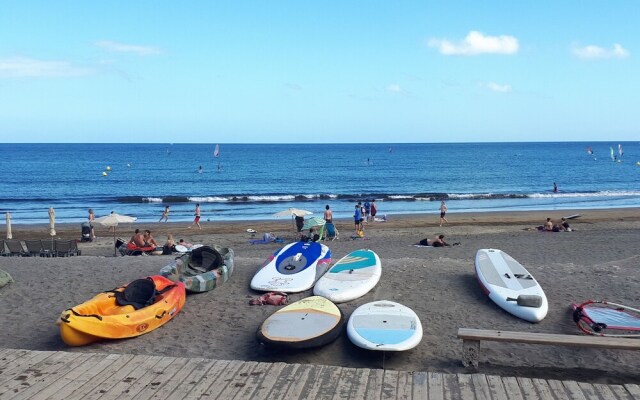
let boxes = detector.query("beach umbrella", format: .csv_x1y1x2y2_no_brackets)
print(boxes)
5,212,12,240
48,207,56,237
93,213,137,256
273,208,313,233
302,216,326,230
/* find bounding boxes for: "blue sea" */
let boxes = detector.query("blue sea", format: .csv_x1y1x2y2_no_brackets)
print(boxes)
1,142,639,225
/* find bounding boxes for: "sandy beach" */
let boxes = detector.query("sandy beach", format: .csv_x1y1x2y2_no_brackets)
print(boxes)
1,208,639,384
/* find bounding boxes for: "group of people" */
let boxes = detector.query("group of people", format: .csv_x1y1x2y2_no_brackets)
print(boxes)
353,200,378,235
543,217,572,232
158,204,202,229
127,229,159,249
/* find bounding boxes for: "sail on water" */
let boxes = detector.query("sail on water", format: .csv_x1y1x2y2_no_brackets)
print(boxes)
618,144,624,159
610,146,616,162
214,144,221,171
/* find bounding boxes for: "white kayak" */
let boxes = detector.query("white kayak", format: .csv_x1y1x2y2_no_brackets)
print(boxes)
347,300,423,351
313,249,381,303
475,248,548,322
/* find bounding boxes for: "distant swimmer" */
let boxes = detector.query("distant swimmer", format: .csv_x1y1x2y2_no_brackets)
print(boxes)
553,182,558,193
198,165,203,174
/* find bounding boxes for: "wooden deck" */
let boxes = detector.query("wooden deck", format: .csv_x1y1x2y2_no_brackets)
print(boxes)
1,348,639,400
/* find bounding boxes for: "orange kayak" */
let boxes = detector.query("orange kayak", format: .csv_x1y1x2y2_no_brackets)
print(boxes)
57,275,186,346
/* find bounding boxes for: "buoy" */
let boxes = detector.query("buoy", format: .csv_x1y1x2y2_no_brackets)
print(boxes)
102,172,108,176
106,166,111,171
127,163,131,167
636,161,640,166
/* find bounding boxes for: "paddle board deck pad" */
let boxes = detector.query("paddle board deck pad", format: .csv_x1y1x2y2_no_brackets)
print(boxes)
572,300,640,337
347,300,423,351
475,249,548,322
313,249,381,303
251,241,331,293
257,296,344,348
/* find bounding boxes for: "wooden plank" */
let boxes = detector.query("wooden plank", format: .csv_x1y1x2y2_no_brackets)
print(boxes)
515,377,539,400
427,372,444,400
346,368,371,400
101,355,176,399
0,350,56,388
0,349,31,368
246,361,287,400
456,374,476,400
499,376,524,400
411,371,428,400
332,366,356,400
29,353,108,400
395,370,412,400
6,352,94,400
180,359,233,400
283,364,314,400
594,383,627,400
304,364,343,400
364,368,384,400
230,361,276,400
0,351,83,399
457,328,640,350
546,379,571,400
561,380,588,400
149,357,216,400
265,363,300,399
531,378,555,400
623,384,640,399
578,381,608,400
69,354,152,400
52,353,134,400
442,373,462,400
471,374,492,400
606,384,635,400
485,374,509,400
217,361,259,400
195,359,246,399
381,369,399,400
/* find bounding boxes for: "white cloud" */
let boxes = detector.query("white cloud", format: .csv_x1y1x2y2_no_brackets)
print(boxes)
428,31,519,56
387,84,402,93
0,56,94,78
572,43,629,60
484,82,512,93
95,40,162,56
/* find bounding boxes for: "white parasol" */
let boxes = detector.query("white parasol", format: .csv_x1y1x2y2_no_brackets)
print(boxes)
272,208,313,234
93,213,137,256
5,212,12,240
48,207,56,237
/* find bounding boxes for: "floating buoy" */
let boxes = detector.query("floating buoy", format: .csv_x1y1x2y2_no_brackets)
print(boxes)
102,171,108,176
106,166,111,171
636,161,640,166
127,163,131,167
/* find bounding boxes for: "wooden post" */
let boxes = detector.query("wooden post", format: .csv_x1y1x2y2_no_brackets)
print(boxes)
462,339,480,370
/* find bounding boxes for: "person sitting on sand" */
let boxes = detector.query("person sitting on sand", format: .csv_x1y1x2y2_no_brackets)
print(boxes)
163,234,176,254
419,234,449,247
544,218,554,231
128,229,146,248
143,230,159,247
560,217,572,231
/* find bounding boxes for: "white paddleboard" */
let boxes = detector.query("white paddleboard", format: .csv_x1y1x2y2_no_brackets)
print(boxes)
257,296,344,348
313,249,381,303
250,241,331,293
347,300,423,351
475,248,548,322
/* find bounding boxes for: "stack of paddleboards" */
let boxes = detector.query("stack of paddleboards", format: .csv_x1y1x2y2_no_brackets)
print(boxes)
253,246,423,351
475,248,548,322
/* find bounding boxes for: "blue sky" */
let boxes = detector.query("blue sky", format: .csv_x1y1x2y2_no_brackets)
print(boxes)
1,1,638,143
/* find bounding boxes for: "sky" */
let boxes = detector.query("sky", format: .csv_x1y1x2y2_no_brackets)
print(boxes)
1,1,638,143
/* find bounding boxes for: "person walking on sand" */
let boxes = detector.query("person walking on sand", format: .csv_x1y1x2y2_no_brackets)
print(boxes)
88,208,96,240
189,203,202,229
439,201,448,227
159,205,170,223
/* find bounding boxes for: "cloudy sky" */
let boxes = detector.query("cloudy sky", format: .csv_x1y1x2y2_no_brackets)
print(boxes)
1,1,638,143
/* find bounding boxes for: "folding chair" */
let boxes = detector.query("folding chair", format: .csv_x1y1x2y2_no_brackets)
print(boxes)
5,239,27,256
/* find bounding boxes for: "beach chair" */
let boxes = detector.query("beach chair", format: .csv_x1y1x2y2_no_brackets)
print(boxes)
69,240,81,256
24,239,44,257
324,223,339,241
0,240,6,256
5,239,27,256
41,239,56,257
54,239,73,257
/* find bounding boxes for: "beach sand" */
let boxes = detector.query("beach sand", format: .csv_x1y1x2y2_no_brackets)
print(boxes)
1,208,639,384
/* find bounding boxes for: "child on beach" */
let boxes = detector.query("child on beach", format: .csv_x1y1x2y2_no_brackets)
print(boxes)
159,206,170,222
439,201,448,227
189,203,201,229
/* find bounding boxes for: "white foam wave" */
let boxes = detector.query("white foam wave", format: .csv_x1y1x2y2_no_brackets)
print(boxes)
188,196,229,202
143,197,163,203
529,191,640,198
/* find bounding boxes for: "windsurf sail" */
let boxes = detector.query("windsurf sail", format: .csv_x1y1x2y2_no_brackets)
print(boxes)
214,144,220,158
572,300,640,337
618,144,623,158
586,146,593,155
610,146,615,162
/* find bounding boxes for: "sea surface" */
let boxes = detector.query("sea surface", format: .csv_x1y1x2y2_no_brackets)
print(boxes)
1,142,639,225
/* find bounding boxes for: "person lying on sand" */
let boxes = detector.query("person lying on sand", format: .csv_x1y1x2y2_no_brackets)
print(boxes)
418,234,452,247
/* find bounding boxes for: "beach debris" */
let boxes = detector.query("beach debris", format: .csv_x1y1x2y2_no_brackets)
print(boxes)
249,292,288,306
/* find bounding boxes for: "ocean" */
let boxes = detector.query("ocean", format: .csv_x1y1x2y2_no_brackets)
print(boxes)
1,142,638,225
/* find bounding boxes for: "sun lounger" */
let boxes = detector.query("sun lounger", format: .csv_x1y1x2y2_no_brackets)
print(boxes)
24,239,45,257
41,240,56,257
54,239,73,257
0,240,7,257
5,239,27,256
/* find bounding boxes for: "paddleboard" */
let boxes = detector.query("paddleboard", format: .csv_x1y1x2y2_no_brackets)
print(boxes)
313,249,381,303
174,245,189,253
347,300,423,351
250,241,331,293
563,214,581,220
475,248,548,322
257,296,344,348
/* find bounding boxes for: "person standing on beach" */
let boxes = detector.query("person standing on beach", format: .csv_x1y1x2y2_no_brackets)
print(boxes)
370,199,377,221
364,200,371,222
159,206,170,223
323,205,333,223
553,182,558,193
439,201,448,227
354,204,362,234
189,203,202,229
88,209,96,240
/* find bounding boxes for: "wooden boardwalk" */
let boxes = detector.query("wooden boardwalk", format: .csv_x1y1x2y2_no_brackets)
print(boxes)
1,348,639,400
